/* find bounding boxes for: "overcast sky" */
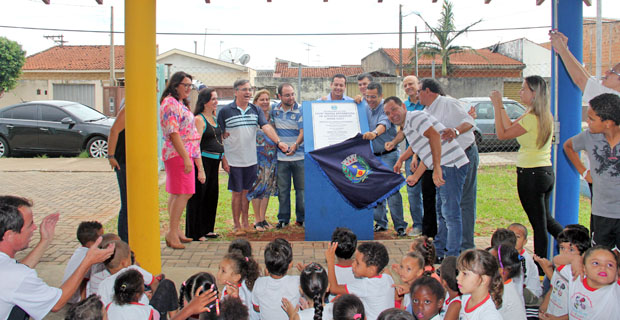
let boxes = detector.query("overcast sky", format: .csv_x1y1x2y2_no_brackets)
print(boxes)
1,0,618,70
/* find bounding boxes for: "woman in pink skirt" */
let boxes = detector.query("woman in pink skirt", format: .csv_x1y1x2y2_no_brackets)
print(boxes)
159,71,205,249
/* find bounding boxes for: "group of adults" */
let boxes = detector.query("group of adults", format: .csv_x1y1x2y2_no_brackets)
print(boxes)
154,75,305,249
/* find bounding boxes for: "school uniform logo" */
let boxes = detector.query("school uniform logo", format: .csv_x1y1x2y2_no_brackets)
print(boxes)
570,292,592,318
341,154,372,183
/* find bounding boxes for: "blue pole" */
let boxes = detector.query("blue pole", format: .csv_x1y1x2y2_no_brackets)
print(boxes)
550,0,582,241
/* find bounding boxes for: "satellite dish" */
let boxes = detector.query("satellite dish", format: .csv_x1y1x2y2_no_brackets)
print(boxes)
239,54,251,65
219,47,249,64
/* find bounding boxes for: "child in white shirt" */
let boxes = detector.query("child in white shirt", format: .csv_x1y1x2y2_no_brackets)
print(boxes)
457,249,503,320
62,221,103,303
252,238,300,320
329,227,358,302
217,251,260,320
493,244,526,320
282,263,333,320
410,276,445,320
105,269,160,320
326,241,394,320
438,256,462,320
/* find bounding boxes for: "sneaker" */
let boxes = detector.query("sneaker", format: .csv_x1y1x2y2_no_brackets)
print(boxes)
397,228,407,237
373,224,387,232
295,221,304,227
276,221,289,229
407,227,422,237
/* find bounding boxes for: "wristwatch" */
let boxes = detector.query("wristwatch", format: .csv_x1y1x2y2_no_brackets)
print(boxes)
107,154,115,159
454,128,460,136
372,130,379,136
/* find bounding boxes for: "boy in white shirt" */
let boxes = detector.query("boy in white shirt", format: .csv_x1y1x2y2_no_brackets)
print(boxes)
97,240,178,318
328,227,358,302
325,241,395,320
62,221,103,304
85,233,120,296
252,238,301,320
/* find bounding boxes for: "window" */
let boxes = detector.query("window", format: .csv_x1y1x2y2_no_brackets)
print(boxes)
504,103,526,120
9,105,37,121
40,106,69,122
476,103,495,120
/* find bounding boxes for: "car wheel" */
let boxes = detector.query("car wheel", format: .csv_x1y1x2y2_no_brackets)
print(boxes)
0,137,9,158
87,136,108,158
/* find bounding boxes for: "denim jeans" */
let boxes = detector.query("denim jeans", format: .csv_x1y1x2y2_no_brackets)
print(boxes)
460,144,479,251
435,163,469,258
405,157,423,229
374,151,407,231
277,159,305,223
115,163,128,243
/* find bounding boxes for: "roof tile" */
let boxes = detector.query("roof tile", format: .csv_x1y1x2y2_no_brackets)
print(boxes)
381,48,523,66
24,45,125,71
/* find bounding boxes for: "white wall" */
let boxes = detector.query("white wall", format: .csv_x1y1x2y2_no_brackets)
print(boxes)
523,40,551,78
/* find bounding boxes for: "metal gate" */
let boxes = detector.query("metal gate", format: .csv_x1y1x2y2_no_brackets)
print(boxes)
53,84,95,108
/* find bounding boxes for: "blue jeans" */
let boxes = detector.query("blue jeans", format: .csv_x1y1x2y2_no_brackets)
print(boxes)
115,163,128,243
277,160,305,223
374,151,407,231
460,144,479,251
405,157,423,229
435,163,469,258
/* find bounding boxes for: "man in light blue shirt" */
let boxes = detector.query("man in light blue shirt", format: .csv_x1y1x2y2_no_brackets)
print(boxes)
362,82,406,236
322,74,353,101
271,83,305,229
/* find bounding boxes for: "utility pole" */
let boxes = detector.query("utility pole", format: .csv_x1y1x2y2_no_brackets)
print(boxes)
399,4,403,77
595,0,602,79
110,6,116,87
415,26,418,77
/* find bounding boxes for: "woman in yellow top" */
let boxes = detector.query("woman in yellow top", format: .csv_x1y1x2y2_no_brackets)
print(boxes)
490,75,563,273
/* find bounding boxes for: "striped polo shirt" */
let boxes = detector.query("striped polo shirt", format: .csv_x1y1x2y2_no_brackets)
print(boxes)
217,101,268,167
403,111,469,169
271,102,304,161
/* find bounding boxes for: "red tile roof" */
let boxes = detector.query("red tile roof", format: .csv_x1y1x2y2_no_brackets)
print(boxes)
274,61,363,78
381,48,524,66
24,45,125,71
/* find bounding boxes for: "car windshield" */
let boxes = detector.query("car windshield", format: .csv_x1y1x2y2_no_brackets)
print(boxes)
62,103,106,122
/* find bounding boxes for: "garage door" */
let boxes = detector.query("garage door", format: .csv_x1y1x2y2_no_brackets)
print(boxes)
53,84,95,108
503,81,522,104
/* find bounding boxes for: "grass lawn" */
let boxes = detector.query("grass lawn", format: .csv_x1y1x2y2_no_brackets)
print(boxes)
104,165,591,241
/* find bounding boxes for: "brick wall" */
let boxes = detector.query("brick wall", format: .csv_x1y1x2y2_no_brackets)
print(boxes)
582,19,620,73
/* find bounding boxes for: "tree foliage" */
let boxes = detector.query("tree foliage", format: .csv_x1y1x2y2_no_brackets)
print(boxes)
0,37,26,97
414,0,482,76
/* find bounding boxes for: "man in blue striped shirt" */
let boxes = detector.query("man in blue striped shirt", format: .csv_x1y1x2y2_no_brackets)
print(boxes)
271,83,305,229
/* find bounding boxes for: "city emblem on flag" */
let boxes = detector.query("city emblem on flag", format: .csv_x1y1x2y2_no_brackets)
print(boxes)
341,154,371,183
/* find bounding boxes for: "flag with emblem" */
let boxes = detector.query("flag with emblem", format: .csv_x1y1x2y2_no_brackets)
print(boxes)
308,133,405,209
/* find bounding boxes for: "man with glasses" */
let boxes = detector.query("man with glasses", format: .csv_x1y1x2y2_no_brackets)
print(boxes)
218,79,288,235
550,30,620,102
271,83,305,229
362,82,407,236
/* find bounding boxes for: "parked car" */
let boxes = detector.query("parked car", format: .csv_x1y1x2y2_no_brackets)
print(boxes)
0,100,113,158
459,97,527,152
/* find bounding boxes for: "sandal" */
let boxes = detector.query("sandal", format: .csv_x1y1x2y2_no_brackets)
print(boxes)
205,232,219,238
234,229,246,236
198,236,208,241
255,223,265,232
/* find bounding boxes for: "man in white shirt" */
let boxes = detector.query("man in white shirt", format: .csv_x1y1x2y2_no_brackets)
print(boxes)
0,195,114,320
418,79,478,258
549,30,620,103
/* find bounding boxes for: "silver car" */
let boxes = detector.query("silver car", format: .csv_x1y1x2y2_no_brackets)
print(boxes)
459,97,527,152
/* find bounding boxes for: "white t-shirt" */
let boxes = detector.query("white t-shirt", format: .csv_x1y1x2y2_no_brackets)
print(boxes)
546,265,569,317
106,301,160,320
424,95,476,150
583,77,620,103
345,274,395,320
440,292,462,316
328,264,356,302
499,279,527,320
520,250,542,297
86,265,110,297
62,246,89,303
0,252,62,320
558,264,620,319
252,275,301,320
460,294,502,320
97,265,154,306
298,303,333,320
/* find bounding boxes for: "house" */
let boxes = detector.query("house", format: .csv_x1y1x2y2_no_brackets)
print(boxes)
487,38,551,78
156,49,256,99
1,45,125,111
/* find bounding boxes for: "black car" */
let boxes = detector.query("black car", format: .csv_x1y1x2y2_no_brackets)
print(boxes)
0,100,113,158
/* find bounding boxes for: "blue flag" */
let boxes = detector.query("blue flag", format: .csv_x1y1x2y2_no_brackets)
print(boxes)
308,134,405,209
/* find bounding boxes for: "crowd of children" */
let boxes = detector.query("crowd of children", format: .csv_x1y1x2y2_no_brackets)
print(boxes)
55,218,619,320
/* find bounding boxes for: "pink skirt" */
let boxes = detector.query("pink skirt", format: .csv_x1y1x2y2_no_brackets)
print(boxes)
164,156,195,195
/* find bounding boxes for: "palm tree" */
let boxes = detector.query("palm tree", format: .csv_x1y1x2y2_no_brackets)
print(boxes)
414,0,482,76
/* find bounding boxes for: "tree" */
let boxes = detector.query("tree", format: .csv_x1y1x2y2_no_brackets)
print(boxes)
0,37,26,98
414,0,482,76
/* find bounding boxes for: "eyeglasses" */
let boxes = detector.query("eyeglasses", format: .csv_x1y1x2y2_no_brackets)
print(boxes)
179,83,192,88
608,69,620,77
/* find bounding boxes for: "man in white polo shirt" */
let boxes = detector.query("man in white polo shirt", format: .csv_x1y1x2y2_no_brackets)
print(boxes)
218,80,288,236
0,195,114,320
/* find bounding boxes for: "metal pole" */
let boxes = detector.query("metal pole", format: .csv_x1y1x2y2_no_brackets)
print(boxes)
415,26,418,77
110,6,115,87
298,62,302,102
595,0,602,79
125,0,161,274
399,4,403,77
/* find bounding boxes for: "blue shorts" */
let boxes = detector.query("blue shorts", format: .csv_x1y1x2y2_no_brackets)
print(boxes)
228,165,257,192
